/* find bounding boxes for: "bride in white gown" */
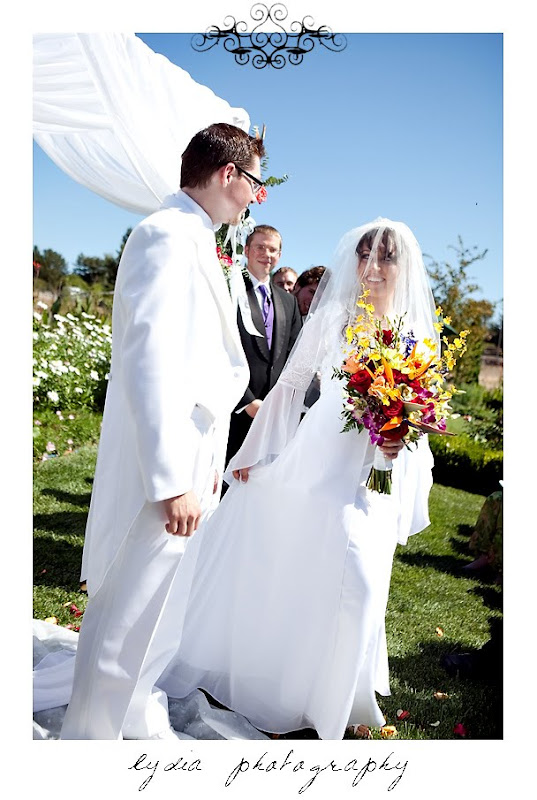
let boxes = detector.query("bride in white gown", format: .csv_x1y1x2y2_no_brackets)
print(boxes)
33,217,439,740
156,217,439,740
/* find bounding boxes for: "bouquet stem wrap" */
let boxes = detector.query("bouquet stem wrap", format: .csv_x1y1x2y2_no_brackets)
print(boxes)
367,447,393,494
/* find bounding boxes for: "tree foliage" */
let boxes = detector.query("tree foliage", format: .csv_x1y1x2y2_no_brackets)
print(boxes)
425,237,496,384
33,246,68,291
73,253,118,288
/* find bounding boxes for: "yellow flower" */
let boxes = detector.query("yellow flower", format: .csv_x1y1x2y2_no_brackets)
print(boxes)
381,726,398,738
443,316,452,325
435,306,443,316
433,321,443,332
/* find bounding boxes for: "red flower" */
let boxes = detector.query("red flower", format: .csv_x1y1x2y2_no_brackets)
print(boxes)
381,329,394,346
255,186,268,204
348,369,373,394
396,709,410,721
453,723,467,737
385,399,404,418
381,421,409,441
69,603,83,618
216,247,233,266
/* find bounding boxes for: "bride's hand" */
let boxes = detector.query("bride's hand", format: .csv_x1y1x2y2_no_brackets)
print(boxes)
379,439,405,460
232,467,250,482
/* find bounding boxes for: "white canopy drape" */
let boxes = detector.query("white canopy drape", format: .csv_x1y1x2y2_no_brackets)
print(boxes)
33,33,250,214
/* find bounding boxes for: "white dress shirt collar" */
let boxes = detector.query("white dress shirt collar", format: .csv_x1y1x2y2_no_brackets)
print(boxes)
247,271,272,297
160,190,219,232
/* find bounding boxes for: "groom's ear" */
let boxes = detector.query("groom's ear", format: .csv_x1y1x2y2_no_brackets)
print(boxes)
218,162,235,187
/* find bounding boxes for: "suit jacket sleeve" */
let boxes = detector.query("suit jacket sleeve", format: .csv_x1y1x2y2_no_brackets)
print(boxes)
288,295,303,355
117,219,202,503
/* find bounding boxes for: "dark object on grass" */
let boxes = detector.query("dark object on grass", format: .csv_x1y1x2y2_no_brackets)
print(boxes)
441,617,503,683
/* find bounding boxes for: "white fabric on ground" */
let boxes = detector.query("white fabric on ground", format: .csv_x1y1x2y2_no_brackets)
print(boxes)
33,620,268,741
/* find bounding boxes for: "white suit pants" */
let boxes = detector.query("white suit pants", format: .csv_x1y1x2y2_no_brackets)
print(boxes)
60,501,203,739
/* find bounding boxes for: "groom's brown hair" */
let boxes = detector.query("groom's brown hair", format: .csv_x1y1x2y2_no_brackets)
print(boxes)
180,123,265,189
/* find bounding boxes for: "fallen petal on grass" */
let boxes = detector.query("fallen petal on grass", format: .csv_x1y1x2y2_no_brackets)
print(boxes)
381,725,398,738
435,626,444,637
453,723,467,737
44,617,58,625
396,710,410,721
434,692,449,701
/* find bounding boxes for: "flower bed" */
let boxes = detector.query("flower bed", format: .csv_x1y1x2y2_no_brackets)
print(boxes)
33,307,111,412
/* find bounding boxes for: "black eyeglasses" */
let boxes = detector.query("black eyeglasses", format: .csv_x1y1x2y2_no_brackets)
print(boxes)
235,165,265,190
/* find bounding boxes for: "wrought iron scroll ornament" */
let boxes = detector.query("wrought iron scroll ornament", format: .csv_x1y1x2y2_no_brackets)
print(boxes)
191,3,347,69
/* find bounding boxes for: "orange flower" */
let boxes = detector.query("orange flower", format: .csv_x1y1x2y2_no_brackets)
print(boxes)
343,355,361,374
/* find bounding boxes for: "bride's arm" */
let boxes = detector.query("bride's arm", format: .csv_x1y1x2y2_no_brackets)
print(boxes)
224,305,331,484
223,380,306,483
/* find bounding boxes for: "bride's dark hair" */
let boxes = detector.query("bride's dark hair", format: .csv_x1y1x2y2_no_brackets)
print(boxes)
355,227,397,259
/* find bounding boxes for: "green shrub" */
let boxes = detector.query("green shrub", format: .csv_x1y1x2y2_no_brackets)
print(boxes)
430,434,502,496
449,382,503,450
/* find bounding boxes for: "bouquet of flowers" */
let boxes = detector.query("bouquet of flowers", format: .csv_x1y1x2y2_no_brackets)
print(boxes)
333,291,469,494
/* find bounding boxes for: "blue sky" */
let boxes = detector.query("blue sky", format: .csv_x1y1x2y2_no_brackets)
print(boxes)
33,31,503,316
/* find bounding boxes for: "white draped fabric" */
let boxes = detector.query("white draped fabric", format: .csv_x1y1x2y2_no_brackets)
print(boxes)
33,621,269,740
33,33,250,214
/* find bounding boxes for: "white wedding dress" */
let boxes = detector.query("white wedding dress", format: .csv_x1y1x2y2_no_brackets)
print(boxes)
155,357,433,740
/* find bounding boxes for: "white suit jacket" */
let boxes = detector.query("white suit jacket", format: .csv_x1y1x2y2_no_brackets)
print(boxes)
81,191,249,595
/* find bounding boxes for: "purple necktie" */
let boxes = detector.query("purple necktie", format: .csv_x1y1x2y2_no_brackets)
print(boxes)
258,283,274,350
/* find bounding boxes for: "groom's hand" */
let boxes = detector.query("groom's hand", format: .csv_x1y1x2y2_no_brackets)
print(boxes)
163,491,201,536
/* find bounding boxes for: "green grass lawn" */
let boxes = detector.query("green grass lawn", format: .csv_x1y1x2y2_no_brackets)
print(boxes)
33,445,501,740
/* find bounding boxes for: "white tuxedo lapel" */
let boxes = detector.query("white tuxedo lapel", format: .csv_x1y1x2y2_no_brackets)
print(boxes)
160,192,246,368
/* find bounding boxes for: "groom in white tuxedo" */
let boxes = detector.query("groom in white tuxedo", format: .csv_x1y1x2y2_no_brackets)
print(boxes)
61,123,265,739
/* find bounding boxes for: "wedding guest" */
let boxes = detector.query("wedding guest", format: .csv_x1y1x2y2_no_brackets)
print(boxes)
293,266,326,317
224,225,302,468
272,266,298,292
60,123,265,740
463,482,503,579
